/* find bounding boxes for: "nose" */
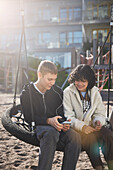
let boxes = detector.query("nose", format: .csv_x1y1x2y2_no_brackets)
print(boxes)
78,81,82,85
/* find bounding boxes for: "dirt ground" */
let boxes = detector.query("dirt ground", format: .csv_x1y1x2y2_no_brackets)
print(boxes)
0,93,111,169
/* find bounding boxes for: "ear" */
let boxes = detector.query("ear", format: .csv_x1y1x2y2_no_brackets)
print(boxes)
38,72,42,78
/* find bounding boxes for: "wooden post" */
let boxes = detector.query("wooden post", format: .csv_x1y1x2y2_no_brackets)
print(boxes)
93,39,97,64
18,53,23,93
93,39,98,86
71,48,77,68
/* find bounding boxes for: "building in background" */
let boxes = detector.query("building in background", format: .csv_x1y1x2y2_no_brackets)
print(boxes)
0,0,112,66
0,0,113,91
83,0,112,45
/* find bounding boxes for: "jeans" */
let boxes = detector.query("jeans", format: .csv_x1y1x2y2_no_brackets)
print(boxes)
36,125,81,170
99,126,113,170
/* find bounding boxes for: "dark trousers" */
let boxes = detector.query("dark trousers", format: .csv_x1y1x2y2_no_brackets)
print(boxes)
79,126,113,169
36,126,81,170
99,126,113,170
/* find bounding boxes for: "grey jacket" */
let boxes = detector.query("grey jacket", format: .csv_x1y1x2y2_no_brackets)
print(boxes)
63,84,106,131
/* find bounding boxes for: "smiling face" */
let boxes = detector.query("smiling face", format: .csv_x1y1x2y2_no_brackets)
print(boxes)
38,72,57,93
74,79,88,92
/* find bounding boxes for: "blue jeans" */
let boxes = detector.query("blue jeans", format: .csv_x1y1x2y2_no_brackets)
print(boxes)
36,125,81,170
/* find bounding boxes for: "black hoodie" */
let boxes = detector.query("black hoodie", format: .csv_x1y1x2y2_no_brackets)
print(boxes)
20,82,66,126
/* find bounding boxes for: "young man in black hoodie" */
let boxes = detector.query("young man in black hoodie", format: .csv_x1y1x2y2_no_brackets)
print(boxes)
20,60,81,170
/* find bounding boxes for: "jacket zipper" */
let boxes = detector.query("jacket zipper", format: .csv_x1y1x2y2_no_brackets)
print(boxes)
42,94,46,114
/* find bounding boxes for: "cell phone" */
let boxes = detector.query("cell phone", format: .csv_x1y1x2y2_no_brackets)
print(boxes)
62,121,72,125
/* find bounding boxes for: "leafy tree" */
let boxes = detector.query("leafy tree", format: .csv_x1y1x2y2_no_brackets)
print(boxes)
28,57,41,82
55,62,69,89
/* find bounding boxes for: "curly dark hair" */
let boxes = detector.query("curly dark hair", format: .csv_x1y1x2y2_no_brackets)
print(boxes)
68,64,96,89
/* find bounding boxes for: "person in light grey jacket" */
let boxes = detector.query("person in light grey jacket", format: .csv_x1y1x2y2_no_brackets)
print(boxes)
63,64,113,170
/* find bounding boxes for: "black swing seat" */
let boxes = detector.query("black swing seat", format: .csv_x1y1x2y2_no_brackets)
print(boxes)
2,104,113,153
1,104,64,152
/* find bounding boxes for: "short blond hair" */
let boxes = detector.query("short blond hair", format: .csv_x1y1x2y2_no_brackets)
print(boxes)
37,60,57,75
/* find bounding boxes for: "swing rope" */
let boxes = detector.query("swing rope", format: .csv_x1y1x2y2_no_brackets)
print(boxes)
13,2,35,131
13,17,24,107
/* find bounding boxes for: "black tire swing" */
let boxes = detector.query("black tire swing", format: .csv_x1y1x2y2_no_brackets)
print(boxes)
1,5,113,148
2,104,40,146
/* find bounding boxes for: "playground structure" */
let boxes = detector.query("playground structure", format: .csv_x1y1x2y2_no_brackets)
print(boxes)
80,50,113,91
0,52,17,92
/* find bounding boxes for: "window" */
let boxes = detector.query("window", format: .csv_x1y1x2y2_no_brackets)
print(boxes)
93,29,108,43
38,9,50,20
86,2,110,20
73,32,82,43
60,7,82,22
43,33,51,43
93,6,97,18
68,8,73,20
73,8,81,20
99,5,108,19
60,31,82,47
68,32,73,44
38,33,42,44
60,32,66,46
98,30,107,43
38,32,51,46
60,9,67,22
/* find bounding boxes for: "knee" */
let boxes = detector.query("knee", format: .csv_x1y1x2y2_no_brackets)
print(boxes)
66,129,81,146
101,127,113,140
73,131,81,146
45,127,60,143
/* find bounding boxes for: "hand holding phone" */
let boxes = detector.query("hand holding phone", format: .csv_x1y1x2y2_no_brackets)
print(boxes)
62,121,72,125
62,120,71,132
